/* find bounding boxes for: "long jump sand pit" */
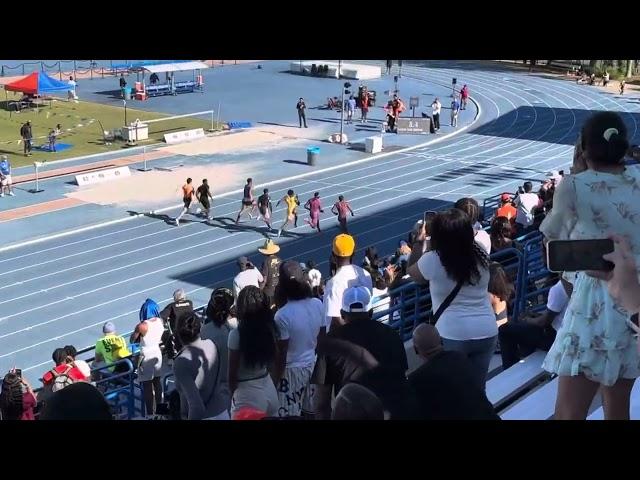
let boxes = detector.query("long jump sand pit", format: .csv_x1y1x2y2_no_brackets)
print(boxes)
66,162,259,209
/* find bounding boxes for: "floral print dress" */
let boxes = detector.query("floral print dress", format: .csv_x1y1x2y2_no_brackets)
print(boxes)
540,168,640,386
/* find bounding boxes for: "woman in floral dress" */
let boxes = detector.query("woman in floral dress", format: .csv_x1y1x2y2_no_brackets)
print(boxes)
540,111,640,419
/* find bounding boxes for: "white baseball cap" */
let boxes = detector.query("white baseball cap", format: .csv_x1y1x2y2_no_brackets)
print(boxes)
341,286,372,313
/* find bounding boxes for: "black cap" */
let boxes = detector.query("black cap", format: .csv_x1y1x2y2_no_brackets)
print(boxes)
280,260,304,282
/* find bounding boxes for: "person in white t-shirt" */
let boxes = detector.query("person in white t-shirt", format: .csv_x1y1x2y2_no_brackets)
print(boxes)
371,271,390,323
454,197,491,255
233,256,264,300
407,208,496,389
273,261,326,418
324,234,373,330
513,181,541,236
498,279,570,369
431,97,442,131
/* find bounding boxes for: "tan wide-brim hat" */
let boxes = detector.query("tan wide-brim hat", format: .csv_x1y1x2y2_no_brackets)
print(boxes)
258,239,280,255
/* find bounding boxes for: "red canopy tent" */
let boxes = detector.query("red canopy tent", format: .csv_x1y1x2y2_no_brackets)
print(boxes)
4,71,70,116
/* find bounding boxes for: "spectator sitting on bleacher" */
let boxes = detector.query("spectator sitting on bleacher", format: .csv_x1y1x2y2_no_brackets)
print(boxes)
488,262,514,328
454,197,491,255
41,347,88,395
540,111,640,420
160,289,194,359
273,261,326,418
407,209,497,390
0,370,37,420
362,246,381,273
315,286,410,420
40,382,113,421
131,298,165,416
228,286,280,418
490,216,516,254
173,312,230,420
409,324,499,420
498,279,571,370
64,345,92,379
324,234,373,330
331,383,385,420
513,182,542,237
371,270,390,323
495,193,517,226
93,322,132,375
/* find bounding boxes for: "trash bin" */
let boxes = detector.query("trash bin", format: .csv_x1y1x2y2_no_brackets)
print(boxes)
124,87,132,100
307,146,320,166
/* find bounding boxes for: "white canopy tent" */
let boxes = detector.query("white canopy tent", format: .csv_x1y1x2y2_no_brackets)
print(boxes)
142,61,210,73
137,61,210,96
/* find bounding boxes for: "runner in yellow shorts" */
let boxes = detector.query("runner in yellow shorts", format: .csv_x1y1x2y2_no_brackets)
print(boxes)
276,189,299,238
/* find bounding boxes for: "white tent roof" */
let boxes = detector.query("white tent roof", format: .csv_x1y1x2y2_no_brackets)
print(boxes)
143,61,209,73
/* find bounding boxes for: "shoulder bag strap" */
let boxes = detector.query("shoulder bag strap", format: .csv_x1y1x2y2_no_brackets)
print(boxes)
431,281,464,324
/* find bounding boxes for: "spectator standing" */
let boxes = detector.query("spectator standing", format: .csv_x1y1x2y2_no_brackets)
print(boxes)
620,80,625,95
20,121,32,157
431,97,441,131
228,286,280,417
296,97,308,128
0,371,37,420
0,155,14,197
409,324,499,420
385,59,393,75
499,279,570,369
173,312,230,420
233,257,264,301
93,322,132,374
258,239,282,309
603,71,610,87
119,73,127,98
315,286,410,419
398,59,403,77
539,111,640,420
68,76,77,100
460,84,469,110
273,261,326,417
360,90,369,123
201,287,236,413
331,195,355,233
324,234,373,330
346,95,356,124
513,181,542,237
450,96,460,127
407,209,497,389
131,298,164,415
159,288,194,359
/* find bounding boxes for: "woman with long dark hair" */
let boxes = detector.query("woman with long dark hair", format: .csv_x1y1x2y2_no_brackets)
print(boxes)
488,262,514,327
273,261,325,417
227,286,279,417
540,111,640,420
490,216,515,254
0,371,37,420
407,209,497,389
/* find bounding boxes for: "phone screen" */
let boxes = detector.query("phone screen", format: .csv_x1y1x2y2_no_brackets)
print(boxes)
546,239,614,273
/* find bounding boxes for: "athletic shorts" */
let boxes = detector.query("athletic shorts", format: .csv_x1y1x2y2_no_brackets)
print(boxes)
242,199,253,207
1,175,11,186
183,198,192,209
276,364,315,417
200,199,210,210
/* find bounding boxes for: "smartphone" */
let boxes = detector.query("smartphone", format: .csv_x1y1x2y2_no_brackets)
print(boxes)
546,239,614,273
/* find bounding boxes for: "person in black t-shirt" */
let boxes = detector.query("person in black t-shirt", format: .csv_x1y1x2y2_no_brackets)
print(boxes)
408,323,499,420
257,188,273,231
196,179,213,221
315,286,410,420
159,289,194,358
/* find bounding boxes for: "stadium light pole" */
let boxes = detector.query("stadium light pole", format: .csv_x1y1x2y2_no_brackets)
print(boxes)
339,81,351,144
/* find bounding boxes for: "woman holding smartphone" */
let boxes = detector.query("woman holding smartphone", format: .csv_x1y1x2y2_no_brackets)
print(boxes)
540,111,640,420
0,370,37,420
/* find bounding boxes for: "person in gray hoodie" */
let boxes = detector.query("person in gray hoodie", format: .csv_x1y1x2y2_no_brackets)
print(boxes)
173,312,230,420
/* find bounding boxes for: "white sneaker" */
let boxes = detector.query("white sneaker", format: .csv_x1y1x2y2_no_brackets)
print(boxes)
0,193,4,198
8,192,14,196
174,219,180,226
277,229,282,238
